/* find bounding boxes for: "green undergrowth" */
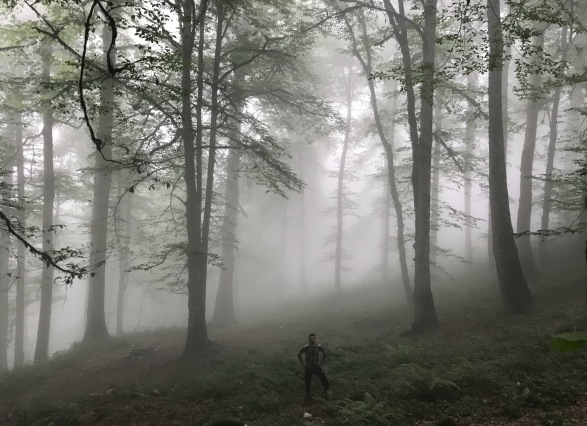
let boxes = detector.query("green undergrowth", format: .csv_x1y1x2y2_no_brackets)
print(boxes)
0,327,185,396
2,271,587,425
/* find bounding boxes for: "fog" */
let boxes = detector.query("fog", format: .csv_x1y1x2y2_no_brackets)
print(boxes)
0,0,585,372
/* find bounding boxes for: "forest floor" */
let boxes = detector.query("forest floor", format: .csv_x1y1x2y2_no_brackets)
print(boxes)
1,256,587,425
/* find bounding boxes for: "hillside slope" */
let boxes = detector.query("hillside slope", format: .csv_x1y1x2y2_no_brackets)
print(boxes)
1,254,586,425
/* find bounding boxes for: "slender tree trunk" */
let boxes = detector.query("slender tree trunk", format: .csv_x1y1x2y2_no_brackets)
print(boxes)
35,38,56,361
183,0,216,357
14,105,25,368
84,21,115,343
412,0,438,331
0,180,10,372
487,203,494,267
0,250,7,370
490,39,510,268
279,201,288,298
347,12,412,304
116,181,132,335
382,0,420,202
0,124,14,371
298,148,308,294
516,26,544,278
381,175,391,284
212,83,242,325
382,0,432,313
198,0,223,309
335,64,353,294
464,75,475,263
211,149,240,326
430,89,443,265
501,2,511,159
487,0,532,313
381,102,412,305
183,0,207,356
540,26,569,258
488,9,513,272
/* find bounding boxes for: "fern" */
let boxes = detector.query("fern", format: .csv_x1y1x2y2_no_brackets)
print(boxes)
391,363,460,401
334,392,403,425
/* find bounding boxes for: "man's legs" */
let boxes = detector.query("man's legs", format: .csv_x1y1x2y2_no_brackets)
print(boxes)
304,365,313,397
316,366,330,393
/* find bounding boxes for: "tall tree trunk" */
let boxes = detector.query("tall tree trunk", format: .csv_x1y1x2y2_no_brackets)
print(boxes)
14,104,25,368
464,75,475,263
183,0,224,356
430,89,443,265
501,2,511,159
0,121,15,370
83,20,114,343
381,174,391,284
0,171,10,372
382,0,420,201
490,39,510,269
279,201,288,298
382,0,432,313
381,99,412,305
183,0,208,357
347,12,412,304
116,180,132,335
335,64,353,294
297,147,308,294
487,202,494,268
211,149,240,326
198,0,223,312
212,81,243,325
540,26,569,258
487,0,532,313
516,25,544,278
35,38,55,361
412,0,438,331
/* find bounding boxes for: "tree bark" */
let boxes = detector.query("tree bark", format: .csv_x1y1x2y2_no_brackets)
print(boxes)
382,0,420,202
35,38,56,361
0,179,10,372
487,0,532,313
501,2,511,159
349,12,412,304
0,120,15,371
184,0,224,357
464,74,475,263
199,0,224,304
297,147,308,294
83,20,114,343
412,0,438,331
516,25,544,278
335,64,353,294
116,180,132,335
381,171,391,284
14,96,25,368
430,89,443,265
381,0,435,317
211,149,240,326
212,79,243,325
183,0,208,357
540,26,569,258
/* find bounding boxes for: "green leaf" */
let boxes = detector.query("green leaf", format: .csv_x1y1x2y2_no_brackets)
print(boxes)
551,332,587,352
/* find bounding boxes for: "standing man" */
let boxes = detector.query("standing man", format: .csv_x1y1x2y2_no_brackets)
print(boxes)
297,333,330,399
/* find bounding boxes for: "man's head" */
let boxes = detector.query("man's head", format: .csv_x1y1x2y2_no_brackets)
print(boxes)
308,333,316,344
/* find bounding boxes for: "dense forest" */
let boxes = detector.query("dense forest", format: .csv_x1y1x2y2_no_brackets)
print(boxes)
0,0,585,424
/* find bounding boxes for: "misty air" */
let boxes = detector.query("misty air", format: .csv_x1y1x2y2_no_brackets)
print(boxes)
0,0,586,425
